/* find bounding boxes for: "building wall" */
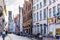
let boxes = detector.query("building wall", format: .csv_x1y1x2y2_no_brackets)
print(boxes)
48,0,60,37
33,0,48,35
0,0,5,8
14,14,20,34
0,0,5,34
22,0,33,34
33,0,60,36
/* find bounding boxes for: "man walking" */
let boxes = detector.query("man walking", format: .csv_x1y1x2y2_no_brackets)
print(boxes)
2,30,6,40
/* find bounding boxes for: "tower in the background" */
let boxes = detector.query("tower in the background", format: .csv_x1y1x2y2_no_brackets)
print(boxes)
8,11,12,32
19,6,23,33
8,11,12,22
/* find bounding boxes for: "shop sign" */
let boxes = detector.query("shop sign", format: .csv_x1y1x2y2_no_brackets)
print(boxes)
56,28,60,35
48,18,54,24
49,32,53,35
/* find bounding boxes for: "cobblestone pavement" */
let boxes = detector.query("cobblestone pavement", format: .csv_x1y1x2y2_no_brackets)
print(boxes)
0,36,2,40
0,34,32,40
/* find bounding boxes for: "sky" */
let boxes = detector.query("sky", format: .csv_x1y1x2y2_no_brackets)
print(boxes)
5,0,24,17
5,0,24,22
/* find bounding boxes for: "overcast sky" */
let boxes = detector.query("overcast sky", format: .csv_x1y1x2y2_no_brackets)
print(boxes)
5,0,24,17
4,0,24,22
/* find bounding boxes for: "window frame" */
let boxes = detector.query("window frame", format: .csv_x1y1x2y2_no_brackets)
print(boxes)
40,10,42,20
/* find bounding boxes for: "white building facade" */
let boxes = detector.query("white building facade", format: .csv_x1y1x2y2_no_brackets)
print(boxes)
33,0,60,37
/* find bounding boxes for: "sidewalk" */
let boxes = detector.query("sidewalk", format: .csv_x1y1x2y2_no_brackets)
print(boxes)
43,37,60,40
30,37,58,40
5,35,11,40
31,38,37,40
0,36,2,40
43,37,56,40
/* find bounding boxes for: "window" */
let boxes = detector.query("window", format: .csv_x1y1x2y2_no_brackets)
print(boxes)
26,6,27,10
33,14,36,21
49,0,51,5
40,2,42,8
43,0,46,6
0,6,2,11
0,12,3,17
53,0,55,3
33,6,35,11
33,0,37,4
23,17,26,23
37,0,39,2
27,12,32,20
53,6,56,16
29,11,32,18
43,9,46,20
28,4,31,11
37,25,39,33
44,24,46,34
37,4,39,10
49,8,51,17
0,19,2,26
40,11,42,20
22,10,25,15
57,4,60,13
37,12,39,21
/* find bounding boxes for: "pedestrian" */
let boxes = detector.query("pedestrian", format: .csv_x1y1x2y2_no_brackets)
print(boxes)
2,30,6,40
6,30,8,35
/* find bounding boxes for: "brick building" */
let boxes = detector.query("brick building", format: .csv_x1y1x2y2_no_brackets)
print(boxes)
14,14,20,34
22,0,33,34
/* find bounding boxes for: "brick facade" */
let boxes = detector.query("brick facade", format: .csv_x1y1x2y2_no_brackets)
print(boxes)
22,0,33,34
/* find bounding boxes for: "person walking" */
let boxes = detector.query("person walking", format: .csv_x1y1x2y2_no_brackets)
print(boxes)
6,30,8,35
2,30,6,40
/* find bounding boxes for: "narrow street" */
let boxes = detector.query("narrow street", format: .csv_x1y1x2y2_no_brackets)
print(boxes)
0,34,31,40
